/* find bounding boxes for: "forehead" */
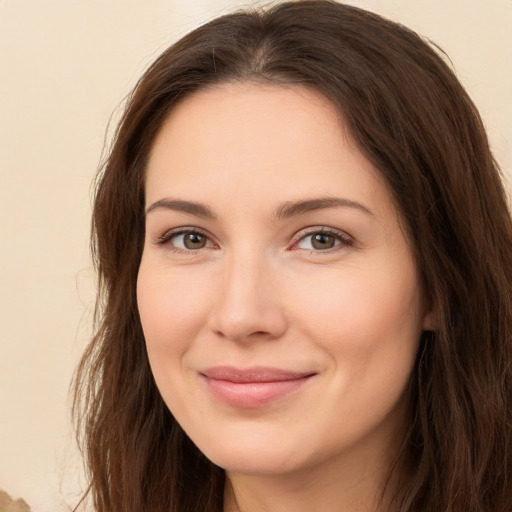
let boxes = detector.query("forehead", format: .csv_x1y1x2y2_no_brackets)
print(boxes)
149,82,346,163
144,82,394,221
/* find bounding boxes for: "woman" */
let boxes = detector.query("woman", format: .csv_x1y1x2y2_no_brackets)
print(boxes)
73,1,512,511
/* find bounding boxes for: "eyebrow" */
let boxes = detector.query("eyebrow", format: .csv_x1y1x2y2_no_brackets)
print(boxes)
274,197,374,219
145,199,216,219
145,196,374,219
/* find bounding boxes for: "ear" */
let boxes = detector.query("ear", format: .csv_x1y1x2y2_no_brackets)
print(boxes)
422,307,437,332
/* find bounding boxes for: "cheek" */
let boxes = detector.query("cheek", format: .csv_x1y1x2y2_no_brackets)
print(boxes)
136,264,214,418
136,265,210,364
290,257,423,370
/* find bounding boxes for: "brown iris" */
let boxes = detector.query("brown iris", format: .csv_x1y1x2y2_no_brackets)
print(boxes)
183,232,208,249
311,233,336,250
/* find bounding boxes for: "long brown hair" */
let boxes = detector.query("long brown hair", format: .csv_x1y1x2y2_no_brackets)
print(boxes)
73,1,512,511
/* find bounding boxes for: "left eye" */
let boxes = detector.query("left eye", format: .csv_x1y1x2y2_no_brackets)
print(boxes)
296,231,348,251
166,231,213,250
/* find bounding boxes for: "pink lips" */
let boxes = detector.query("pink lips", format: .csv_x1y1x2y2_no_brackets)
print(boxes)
200,366,316,408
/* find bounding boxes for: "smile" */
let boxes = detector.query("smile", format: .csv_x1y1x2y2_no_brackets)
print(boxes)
199,366,317,408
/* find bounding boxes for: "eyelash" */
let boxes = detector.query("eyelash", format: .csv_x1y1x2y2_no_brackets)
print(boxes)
153,226,354,254
291,227,354,253
154,227,215,253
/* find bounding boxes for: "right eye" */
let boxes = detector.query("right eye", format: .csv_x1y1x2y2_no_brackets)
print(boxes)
155,229,215,252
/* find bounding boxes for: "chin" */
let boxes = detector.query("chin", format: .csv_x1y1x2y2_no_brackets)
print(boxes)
187,421,312,475
205,445,307,476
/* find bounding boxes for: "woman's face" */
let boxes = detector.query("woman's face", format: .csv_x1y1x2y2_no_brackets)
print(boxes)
138,83,433,477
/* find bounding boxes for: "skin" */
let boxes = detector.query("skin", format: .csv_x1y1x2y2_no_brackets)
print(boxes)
137,83,435,512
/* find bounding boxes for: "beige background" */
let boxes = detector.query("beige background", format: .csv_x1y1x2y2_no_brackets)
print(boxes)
0,1,510,511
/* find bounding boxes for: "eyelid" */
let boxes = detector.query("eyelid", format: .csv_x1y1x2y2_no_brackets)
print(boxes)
153,226,217,251
289,226,354,252
152,225,354,253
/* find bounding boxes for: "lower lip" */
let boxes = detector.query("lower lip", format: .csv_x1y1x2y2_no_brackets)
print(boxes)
202,375,314,408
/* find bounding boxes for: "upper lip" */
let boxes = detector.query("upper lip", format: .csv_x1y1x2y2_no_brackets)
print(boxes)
200,366,316,383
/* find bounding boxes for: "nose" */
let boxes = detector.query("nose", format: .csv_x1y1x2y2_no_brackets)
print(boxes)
208,252,288,342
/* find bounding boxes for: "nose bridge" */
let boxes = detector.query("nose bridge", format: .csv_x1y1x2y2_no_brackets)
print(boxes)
210,247,286,341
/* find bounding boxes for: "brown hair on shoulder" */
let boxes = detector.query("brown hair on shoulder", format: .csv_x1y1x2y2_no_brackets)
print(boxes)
73,1,512,511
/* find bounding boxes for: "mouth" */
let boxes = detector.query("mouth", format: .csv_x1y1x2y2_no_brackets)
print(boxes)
199,366,317,408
